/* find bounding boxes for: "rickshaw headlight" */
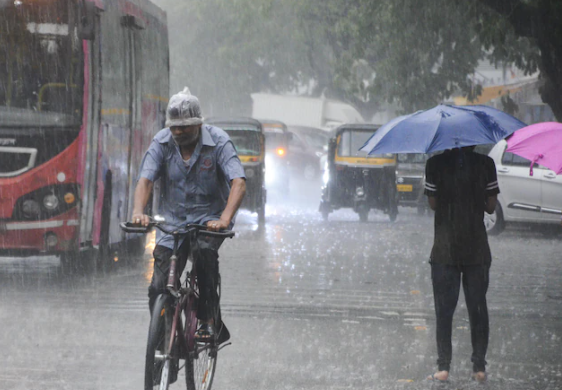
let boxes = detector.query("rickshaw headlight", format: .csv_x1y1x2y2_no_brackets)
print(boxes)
356,187,365,197
397,177,404,184
322,168,330,185
245,168,255,178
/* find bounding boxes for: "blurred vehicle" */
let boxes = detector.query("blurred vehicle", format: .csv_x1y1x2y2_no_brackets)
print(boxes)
287,125,331,180
395,153,429,214
484,139,562,235
205,117,266,223
319,124,399,222
251,93,364,130
258,119,291,194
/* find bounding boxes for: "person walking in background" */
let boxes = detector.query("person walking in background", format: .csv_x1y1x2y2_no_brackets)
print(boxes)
424,146,499,383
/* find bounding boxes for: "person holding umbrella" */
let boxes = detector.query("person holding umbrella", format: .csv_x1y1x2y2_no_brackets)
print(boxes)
424,145,499,383
360,104,526,383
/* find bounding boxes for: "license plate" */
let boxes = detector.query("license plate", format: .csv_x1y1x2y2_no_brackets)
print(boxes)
397,184,413,192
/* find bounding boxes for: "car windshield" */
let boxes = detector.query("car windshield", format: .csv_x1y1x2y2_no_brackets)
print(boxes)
337,129,381,157
0,0,83,125
301,132,330,151
224,129,261,156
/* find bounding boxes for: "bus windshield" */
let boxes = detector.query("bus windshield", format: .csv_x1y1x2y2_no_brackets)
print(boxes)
0,0,83,126
225,130,261,156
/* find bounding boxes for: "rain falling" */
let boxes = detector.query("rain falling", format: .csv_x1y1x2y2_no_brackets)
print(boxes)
1,1,561,390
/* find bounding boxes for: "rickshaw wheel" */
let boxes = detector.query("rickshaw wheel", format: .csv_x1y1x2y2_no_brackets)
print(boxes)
358,211,368,223
258,207,266,224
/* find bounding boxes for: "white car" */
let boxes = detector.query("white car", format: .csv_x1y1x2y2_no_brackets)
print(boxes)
484,140,562,235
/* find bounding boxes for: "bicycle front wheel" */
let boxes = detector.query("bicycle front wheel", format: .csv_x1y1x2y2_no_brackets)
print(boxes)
185,342,217,390
145,295,173,390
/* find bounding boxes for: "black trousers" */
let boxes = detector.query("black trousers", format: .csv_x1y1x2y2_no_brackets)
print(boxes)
431,263,490,373
149,236,224,321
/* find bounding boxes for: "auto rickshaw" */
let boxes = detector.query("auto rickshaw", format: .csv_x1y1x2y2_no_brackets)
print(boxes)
205,117,266,223
319,124,398,222
395,153,429,215
257,119,291,194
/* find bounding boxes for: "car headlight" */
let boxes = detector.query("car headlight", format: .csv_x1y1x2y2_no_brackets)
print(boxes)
22,199,41,219
245,168,255,178
43,194,59,210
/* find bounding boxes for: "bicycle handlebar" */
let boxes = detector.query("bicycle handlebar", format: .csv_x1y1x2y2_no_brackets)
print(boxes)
119,221,235,239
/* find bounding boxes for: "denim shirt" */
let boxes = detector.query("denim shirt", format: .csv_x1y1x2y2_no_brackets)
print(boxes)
139,125,245,248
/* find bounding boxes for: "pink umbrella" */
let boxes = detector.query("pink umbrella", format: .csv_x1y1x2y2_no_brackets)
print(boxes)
506,122,562,176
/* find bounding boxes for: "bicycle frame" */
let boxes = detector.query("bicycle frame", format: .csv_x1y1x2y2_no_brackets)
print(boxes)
120,220,233,389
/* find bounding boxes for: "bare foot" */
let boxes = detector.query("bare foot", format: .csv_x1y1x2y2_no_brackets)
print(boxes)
473,371,487,383
427,370,449,381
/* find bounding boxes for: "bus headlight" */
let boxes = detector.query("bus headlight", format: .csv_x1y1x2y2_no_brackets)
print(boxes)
43,194,59,210
22,199,41,219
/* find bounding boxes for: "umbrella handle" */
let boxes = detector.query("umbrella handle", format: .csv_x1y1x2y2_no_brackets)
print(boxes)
529,154,544,176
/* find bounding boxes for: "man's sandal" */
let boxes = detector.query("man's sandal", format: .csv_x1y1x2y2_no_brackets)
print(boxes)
194,323,215,343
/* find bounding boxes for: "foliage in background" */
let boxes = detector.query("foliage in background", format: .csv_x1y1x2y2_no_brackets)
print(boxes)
154,0,560,120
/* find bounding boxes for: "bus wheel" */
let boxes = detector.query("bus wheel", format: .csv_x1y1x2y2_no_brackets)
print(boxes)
126,236,147,260
59,251,78,274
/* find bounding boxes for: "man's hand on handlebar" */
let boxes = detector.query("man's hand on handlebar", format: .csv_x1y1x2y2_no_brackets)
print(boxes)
206,219,229,232
132,212,151,227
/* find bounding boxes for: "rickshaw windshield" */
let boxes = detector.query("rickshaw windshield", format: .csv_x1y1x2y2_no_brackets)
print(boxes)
338,130,383,157
225,129,261,156
264,132,287,151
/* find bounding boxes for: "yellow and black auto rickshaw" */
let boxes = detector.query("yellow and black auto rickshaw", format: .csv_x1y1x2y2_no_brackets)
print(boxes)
319,124,398,222
205,117,266,223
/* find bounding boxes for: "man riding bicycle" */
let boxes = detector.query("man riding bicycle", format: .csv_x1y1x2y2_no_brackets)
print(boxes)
131,87,246,343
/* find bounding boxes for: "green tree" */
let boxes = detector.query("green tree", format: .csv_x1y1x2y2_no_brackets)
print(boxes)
475,0,561,120
155,0,561,120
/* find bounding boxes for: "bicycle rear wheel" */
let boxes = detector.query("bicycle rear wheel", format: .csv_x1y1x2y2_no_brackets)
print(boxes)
145,295,174,390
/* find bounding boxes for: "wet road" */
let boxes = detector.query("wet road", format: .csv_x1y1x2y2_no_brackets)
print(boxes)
1,178,561,390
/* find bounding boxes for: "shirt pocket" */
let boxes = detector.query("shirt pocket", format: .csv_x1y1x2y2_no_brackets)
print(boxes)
196,155,219,193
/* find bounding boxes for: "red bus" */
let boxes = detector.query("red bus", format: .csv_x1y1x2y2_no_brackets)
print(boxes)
0,0,169,270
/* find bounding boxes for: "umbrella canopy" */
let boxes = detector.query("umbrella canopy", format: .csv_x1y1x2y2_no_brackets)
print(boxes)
360,104,526,155
506,122,562,175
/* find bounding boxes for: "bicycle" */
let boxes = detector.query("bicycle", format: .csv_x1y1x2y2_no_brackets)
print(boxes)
120,218,235,390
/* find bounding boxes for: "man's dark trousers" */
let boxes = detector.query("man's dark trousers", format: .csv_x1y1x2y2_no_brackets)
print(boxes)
149,237,223,321
431,263,490,373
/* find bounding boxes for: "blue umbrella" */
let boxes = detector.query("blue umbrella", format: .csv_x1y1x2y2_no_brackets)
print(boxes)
360,104,527,155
